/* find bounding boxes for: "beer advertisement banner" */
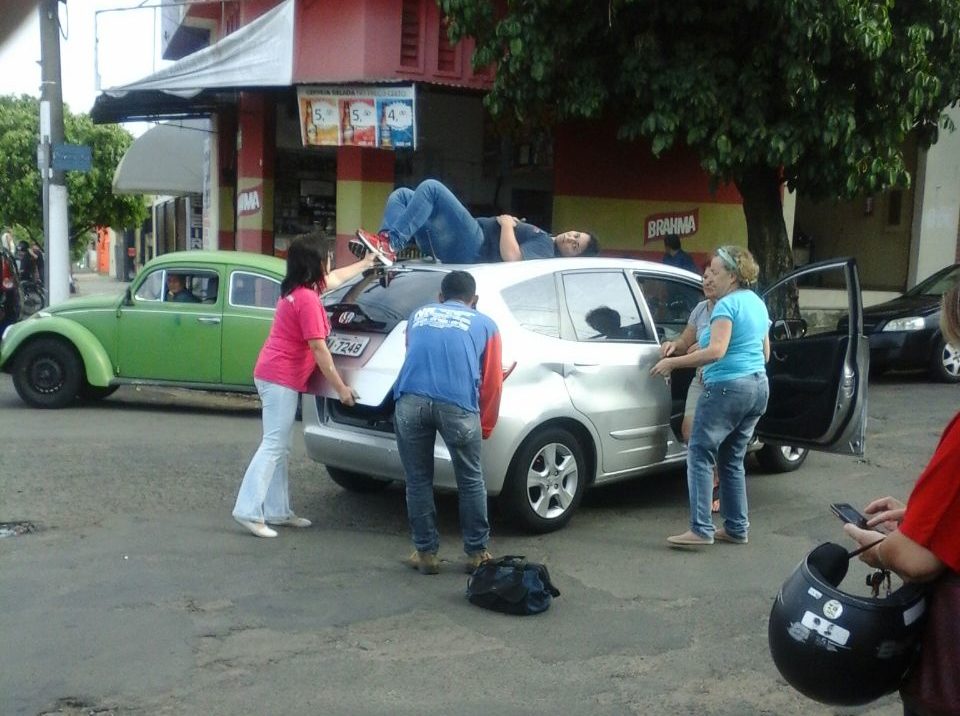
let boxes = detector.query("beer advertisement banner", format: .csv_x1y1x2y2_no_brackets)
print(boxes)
298,85,416,150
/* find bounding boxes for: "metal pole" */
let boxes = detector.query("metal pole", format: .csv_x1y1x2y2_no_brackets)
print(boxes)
38,0,70,306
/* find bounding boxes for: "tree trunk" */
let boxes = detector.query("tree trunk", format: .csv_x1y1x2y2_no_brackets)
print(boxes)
735,165,794,287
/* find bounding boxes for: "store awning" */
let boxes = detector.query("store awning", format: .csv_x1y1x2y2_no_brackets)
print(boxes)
112,120,208,195
91,0,294,124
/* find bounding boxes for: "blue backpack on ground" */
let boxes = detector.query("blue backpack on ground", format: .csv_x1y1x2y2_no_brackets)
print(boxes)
465,555,560,615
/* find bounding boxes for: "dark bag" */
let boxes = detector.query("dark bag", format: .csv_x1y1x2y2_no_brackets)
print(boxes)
900,572,960,716
465,555,560,615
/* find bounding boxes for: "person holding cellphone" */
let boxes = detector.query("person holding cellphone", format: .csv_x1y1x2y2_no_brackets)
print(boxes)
844,286,960,716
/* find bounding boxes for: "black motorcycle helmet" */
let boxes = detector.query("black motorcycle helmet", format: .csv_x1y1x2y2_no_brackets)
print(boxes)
768,542,927,707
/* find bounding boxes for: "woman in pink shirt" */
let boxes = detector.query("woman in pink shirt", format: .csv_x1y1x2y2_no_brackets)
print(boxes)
233,233,379,537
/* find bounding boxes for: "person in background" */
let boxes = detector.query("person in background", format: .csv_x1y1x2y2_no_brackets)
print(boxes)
662,234,698,274
394,270,504,574
660,273,721,512
351,179,599,266
651,245,769,546
232,233,379,538
165,273,200,303
844,284,960,716
585,305,624,339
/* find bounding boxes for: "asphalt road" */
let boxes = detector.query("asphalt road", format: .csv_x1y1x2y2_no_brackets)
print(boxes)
0,372,954,716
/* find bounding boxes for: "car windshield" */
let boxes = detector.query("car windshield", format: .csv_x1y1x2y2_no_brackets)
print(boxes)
904,264,960,297
323,267,446,332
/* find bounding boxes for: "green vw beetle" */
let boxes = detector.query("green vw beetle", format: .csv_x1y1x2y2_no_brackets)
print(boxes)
0,251,285,408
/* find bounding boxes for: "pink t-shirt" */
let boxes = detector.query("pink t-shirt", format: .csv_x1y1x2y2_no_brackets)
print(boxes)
254,285,331,392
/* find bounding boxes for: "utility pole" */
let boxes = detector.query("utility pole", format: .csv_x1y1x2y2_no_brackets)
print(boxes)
38,0,70,306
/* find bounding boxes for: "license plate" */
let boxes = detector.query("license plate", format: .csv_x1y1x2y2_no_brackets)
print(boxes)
328,332,369,357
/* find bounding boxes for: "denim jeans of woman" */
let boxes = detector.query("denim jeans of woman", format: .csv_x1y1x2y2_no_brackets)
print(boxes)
380,179,485,263
686,372,769,539
232,378,299,523
394,393,489,554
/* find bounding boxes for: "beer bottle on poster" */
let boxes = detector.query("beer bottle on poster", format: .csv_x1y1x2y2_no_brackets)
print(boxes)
380,111,392,149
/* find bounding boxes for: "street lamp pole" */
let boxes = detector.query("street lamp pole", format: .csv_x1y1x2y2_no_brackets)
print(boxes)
38,0,70,306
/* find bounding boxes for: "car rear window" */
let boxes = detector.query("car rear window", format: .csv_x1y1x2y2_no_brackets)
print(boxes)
323,267,446,333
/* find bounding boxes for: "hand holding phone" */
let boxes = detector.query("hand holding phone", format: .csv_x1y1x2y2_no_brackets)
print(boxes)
831,502,868,529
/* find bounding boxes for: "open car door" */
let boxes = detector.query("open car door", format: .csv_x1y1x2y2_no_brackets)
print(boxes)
756,258,868,456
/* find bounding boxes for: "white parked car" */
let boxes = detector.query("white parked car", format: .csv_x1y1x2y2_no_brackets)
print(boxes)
303,257,868,533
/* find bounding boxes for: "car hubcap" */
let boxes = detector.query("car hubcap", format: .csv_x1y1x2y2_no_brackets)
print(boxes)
30,356,64,394
942,343,960,377
526,442,578,519
779,445,807,463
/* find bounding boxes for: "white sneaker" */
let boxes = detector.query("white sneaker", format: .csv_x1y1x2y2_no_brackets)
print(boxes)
234,517,278,538
267,515,312,528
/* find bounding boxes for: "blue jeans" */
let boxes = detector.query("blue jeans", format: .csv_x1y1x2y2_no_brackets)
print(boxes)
232,378,299,522
686,372,769,539
394,393,489,554
380,179,485,262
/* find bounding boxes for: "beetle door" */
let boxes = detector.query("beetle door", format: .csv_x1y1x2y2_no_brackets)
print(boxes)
756,258,868,456
118,267,222,383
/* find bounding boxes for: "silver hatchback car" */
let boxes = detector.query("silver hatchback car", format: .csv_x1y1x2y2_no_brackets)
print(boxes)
303,256,868,533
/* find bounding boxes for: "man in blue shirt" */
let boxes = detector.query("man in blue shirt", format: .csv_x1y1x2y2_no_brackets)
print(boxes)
394,270,503,575
350,179,599,266
662,234,698,274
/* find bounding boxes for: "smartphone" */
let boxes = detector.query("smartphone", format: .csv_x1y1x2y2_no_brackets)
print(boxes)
830,502,868,528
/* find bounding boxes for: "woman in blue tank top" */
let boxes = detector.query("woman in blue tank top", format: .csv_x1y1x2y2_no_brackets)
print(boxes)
651,245,770,546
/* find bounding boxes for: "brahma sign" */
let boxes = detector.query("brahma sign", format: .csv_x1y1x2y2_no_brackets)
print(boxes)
644,209,699,244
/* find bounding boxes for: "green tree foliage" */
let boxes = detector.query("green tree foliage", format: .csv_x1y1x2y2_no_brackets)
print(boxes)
441,0,960,282
0,94,147,257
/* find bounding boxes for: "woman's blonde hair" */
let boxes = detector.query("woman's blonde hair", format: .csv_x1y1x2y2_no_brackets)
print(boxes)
940,285,960,349
715,245,760,286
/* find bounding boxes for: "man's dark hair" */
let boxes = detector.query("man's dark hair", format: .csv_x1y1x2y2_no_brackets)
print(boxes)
440,270,476,302
582,232,600,256
281,230,329,297
664,234,682,252
585,305,621,334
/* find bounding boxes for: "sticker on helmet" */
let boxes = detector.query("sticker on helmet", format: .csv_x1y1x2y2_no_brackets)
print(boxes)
800,610,851,647
822,599,844,619
806,586,823,600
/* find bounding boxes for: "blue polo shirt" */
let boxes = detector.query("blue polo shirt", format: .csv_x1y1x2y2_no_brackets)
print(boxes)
699,289,769,384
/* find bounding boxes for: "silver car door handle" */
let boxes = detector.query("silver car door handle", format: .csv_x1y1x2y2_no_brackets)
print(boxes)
197,316,221,325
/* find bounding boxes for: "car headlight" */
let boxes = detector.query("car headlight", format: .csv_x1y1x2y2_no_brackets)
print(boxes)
882,316,925,332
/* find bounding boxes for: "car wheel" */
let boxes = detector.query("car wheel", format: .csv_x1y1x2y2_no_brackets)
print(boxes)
78,382,119,402
326,466,391,493
929,336,960,383
756,444,809,473
500,426,587,533
12,338,83,409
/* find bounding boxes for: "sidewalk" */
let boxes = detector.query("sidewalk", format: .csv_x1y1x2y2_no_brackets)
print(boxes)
74,269,128,297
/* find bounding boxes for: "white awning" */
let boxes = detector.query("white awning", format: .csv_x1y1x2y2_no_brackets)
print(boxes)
112,120,208,195
104,0,294,98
